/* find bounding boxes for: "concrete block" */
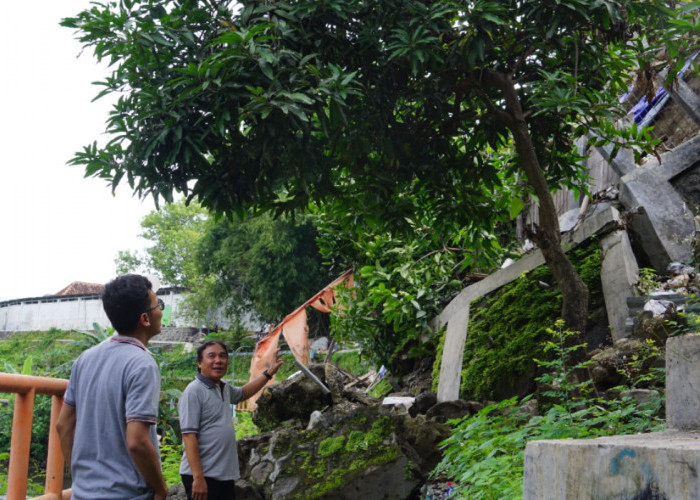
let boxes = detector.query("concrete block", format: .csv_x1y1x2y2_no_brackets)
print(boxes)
600,230,639,342
560,202,621,251
524,431,700,499
620,167,694,265
656,134,700,182
666,334,700,431
436,307,469,403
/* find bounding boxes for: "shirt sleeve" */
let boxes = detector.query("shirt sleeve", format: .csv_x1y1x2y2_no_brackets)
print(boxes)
179,384,201,435
63,356,81,408
124,356,160,425
228,385,244,405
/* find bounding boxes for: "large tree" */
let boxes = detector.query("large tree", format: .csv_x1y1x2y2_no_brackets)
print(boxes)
117,199,330,325
63,0,698,341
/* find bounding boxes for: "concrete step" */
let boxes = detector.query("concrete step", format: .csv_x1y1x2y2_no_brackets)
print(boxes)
524,431,700,499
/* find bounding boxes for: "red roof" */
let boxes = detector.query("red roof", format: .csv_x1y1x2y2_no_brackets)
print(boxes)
55,282,105,296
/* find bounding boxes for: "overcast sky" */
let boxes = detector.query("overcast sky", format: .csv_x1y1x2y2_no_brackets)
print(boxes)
0,1,157,302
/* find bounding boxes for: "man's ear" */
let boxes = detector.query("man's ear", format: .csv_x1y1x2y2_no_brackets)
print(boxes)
139,312,152,327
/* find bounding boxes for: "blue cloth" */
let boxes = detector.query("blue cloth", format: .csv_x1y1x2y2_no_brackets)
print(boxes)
64,336,161,500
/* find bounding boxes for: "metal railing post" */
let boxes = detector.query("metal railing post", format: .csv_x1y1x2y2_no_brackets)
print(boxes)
7,387,35,500
0,373,70,500
44,395,65,496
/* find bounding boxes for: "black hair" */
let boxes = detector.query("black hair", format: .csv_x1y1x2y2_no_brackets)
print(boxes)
102,274,153,334
196,340,229,373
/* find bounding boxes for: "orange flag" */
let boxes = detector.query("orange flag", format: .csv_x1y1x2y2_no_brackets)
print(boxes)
240,270,354,411
282,308,310,365
309,287,336,313
244,326,281,409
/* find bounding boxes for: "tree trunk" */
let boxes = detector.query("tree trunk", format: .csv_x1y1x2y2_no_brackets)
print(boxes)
485,71,589,358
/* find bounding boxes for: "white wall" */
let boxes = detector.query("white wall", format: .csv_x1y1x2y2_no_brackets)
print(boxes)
0,288,190,332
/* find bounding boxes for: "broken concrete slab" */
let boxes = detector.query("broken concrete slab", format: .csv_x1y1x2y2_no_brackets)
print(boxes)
600,230,639,343
619,166,694,267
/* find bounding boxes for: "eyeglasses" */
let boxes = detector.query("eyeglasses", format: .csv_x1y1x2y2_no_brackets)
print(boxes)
144,298,165,314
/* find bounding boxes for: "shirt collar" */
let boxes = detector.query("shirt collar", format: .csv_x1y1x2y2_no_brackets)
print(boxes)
196,372,226,389
109,335,148,351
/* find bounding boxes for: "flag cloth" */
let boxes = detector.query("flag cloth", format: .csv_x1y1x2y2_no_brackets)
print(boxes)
242,326,281,410
240,270,354,411
282,308,310,365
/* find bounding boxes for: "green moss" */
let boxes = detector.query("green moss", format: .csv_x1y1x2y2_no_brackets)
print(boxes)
350,412,367,425
345,430,369,453
292,449,326,481
318,435,346,457
305,443,402,498
368,378,392,399
366,416,394,446
253,415,278,433
431,326,447,393
460,239,603,400
272,434,293,456
367,446,400,466
308,468,345,497
282,411,404,499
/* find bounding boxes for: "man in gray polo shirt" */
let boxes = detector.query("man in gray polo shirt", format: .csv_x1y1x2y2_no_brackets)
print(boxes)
56,274,168,500
179,340,283,500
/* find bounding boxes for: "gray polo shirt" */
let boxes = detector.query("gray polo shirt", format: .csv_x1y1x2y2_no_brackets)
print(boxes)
179,373,244,481
64,335,161,500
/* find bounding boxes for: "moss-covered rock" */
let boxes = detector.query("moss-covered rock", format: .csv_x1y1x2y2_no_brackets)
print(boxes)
237,405,448,499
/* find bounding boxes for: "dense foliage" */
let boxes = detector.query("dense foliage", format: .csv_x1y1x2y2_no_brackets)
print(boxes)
62,0,699,343
313,172,520,370
61,0,697,214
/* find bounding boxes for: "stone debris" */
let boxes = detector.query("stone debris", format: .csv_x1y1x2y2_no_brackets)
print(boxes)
643,299,676,317
421,480,457,499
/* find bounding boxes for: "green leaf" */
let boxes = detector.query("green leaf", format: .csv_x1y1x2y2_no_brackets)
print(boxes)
508,198,525,219
21,356,33,376
259,61,274,80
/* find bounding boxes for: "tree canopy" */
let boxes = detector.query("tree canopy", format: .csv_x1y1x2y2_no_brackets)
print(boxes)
63,0,700,341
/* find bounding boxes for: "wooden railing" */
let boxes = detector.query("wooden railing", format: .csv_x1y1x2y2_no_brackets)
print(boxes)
0,373,71,500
